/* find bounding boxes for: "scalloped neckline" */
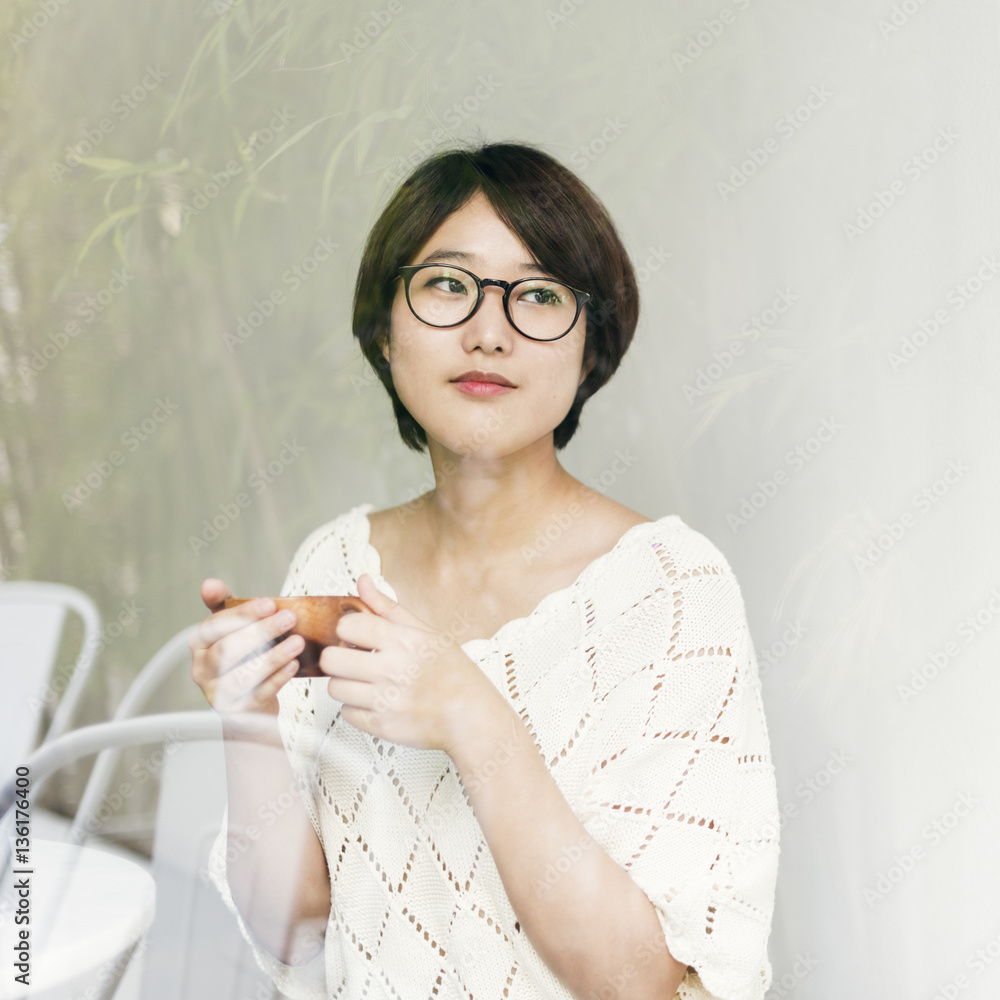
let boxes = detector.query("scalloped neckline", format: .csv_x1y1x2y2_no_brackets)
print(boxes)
353,503,680,649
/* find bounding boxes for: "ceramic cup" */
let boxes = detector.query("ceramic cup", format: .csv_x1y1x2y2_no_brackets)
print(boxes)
218,595,374,677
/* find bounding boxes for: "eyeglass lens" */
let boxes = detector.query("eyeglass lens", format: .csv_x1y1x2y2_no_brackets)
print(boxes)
406,265,579,340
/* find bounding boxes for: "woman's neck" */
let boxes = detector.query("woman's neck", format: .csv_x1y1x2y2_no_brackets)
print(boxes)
418,436,586,562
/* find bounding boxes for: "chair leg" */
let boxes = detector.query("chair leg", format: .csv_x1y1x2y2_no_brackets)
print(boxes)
92,936,145,1000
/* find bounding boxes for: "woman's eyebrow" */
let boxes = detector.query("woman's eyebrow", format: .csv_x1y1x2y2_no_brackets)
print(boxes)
419,248,544,272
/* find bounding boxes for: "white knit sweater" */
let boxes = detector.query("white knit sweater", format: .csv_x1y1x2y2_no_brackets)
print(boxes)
208,503,780,1000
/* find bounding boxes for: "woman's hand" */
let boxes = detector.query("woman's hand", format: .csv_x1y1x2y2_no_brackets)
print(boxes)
320,573,500,756
190,578,305,717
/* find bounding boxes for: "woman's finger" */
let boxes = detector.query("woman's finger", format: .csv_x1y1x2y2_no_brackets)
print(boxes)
200,577,236,612
320,645,390,681
325,676,376,711
251,657,301,707
217,633,305,695
214,611,299,678
189,597,277,652
333,607,397,652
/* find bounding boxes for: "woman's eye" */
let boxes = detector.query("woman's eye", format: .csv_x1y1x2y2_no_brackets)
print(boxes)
520,286,562,306
427,277,467,295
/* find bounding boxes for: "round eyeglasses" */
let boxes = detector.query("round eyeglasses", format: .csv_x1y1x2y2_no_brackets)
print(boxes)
396,264,591,342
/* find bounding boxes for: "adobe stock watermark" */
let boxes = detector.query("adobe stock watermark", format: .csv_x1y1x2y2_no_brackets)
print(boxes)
736,749,852,863
717,86,833,202
521,449,638,563
544,0,587,29
383,75,501,189
349,358,382,395
441,941,484,989
28,599,143,719
66,938,148,1000
727,417,844,534
49,66,170,183
756,620,807,677
588,930,676,1000
673,0,756,72
224,235,338,352
549,250,665,344
334,2,403,63
740,287,797,343
199,777,302,878
863,791,978,907
877,0,935,41
765,953,819,999
896,586,999,704
394,410,511,522
199,776,332,971
568,117,627,174
853,458,970,575
843,127,959,243
887,251,999,372
62,398,179,511
237,979,298,1000
8,0,75,53
532,777,647,900
165,108,295,232
16,267,134,384
237,108,298,164
72,730,183,838
453,720,521,797
931,926,1000,1000
634,245,671,284
189,439,306,554
367,607,475,714
437,74,502,129
682,288,797,403
794,749,852,805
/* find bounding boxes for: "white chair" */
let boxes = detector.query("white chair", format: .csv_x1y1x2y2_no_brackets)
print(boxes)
70,626,198,845
136,738,281,1000
1,713,283,1000
59,624,284,998
0,714,216,999
0,582,102,801
0,610,293,999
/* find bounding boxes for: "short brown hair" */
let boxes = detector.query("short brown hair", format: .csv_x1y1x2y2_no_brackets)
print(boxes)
353,141,639,451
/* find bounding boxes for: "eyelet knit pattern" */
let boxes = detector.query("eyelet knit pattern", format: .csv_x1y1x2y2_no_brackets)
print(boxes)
208,504,780,1000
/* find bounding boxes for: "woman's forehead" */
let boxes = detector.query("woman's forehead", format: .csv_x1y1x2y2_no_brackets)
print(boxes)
415,194,535,267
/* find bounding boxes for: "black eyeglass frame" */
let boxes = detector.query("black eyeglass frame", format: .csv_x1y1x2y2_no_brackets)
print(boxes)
395,264,592,343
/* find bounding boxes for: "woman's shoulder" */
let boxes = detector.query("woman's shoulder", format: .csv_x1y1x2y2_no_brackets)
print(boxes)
279,503,374,595
575,494,725,559
514,490,739,612
590,499,739,590
291,502,372,555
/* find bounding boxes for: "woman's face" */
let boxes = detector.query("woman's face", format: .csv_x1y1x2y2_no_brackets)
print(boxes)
382,191,591,461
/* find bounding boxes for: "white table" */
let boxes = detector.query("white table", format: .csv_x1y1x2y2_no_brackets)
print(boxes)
0,839,155,999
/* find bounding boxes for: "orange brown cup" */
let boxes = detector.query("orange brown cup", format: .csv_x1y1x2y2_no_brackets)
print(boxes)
218,595,375,677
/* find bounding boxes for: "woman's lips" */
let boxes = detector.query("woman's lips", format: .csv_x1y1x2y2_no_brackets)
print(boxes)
452,380,514,396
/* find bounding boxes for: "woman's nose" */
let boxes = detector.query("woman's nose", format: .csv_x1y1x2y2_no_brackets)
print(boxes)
462,284,515,352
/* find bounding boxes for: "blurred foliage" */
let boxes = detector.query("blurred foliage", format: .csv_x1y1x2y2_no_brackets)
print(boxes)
0,0,439,833
0,0,656,841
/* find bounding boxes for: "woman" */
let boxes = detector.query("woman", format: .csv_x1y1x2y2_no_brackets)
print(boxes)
192,142,780,1000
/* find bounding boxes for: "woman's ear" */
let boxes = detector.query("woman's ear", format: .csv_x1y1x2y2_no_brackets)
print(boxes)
578,346,595,386
379,333,391,367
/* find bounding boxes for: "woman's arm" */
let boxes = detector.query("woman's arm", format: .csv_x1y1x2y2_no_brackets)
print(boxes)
192,585,332,966
319,571,690,997
220,720,331,965
446,679,689,1000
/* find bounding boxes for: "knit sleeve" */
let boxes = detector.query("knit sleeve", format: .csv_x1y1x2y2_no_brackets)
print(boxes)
204,517,353,999
205,809,328,1000
577,526,779,1000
